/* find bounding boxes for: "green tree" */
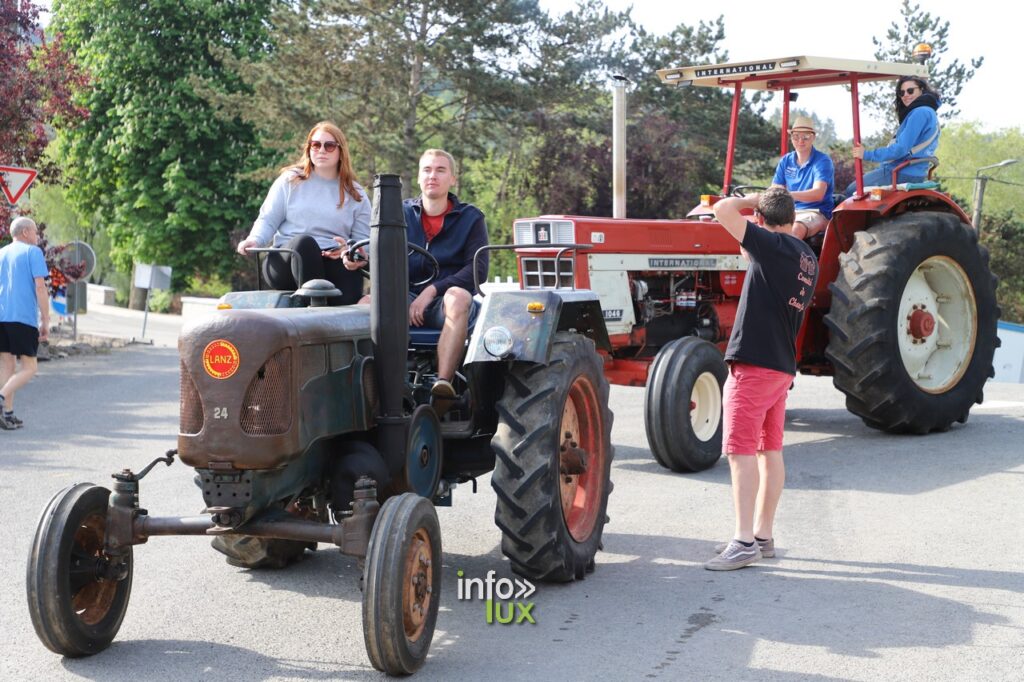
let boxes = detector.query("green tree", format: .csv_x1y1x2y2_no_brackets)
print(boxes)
51,0,276,286
489,14,780,225
198,0,632,278
0,0,86,234
980,211,1024,323
935,122,1024,218
202,0,555,194
866,0,983,129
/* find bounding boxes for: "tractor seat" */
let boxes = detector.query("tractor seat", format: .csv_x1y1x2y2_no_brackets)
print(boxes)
898,180,940,190
409,328,443,348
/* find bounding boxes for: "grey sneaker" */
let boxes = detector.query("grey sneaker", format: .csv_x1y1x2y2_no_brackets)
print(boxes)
6,412,23,428
0,412,17,430
704,539,762,571
715,537,774,558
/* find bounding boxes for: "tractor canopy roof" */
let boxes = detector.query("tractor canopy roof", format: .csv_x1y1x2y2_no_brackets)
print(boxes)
656,55,930,195
656,55,927,91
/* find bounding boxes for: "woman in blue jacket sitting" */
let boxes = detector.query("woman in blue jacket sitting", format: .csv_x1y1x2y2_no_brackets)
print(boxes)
846,76,941,194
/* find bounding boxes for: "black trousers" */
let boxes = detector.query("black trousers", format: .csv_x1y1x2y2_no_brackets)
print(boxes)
263,234,364,304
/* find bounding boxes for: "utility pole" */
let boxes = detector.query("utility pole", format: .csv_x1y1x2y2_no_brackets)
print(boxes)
972,159,1019,233
611,75,630,219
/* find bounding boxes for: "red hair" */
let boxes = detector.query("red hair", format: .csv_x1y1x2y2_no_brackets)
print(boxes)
282,121,363,207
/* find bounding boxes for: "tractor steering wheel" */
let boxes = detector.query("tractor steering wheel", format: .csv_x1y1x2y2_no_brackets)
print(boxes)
730,185,767,198
346,238,440,288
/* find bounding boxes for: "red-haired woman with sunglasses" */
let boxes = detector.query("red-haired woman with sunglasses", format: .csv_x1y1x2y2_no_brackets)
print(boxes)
237,121,370,303
845,76,941,195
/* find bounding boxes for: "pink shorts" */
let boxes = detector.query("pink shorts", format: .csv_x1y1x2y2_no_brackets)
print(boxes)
722,362,793,455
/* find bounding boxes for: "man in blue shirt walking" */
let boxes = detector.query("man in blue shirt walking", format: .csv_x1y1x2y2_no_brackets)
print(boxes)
0,217,50,430
771,116,834,240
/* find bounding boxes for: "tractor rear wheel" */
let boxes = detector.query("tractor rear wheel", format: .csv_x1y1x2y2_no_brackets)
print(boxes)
825,211,999,433
491,332,614,582
645,337,728,472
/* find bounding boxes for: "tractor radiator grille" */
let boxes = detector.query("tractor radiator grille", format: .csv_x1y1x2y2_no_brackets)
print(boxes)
240,348,292,435
299,344,327,387
179,360,204,435
521,257,575,289
513,220,576,245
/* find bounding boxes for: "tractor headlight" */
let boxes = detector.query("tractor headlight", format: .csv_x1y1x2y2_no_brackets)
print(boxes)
482,326,514,358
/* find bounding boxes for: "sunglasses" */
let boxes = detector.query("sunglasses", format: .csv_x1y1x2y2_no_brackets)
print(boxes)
309,140,340,152
899,86,919,96
790,132,815,140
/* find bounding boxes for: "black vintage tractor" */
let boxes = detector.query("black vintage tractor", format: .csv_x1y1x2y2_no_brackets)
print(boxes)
26,175,614,675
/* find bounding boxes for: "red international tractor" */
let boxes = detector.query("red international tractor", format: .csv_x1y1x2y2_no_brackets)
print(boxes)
507,53,999,473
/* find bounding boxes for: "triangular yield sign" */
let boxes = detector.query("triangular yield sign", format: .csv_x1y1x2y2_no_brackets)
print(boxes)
0,166,38,205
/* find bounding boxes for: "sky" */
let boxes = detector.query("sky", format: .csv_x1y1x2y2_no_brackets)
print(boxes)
540,0,1014,140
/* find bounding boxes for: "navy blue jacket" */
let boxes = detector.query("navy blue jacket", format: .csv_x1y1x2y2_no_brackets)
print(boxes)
404,193,489,296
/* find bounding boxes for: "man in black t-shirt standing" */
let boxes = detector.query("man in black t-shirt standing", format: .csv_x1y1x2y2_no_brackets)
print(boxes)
705,187,818,571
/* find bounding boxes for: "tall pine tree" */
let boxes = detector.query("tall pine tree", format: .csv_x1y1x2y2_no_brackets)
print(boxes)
866,0,983,128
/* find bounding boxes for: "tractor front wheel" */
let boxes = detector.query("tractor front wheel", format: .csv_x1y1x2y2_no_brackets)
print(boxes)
27,483,133,657
645,337,728,472
362,493,441,675
491,332,614,582
825,211,999,433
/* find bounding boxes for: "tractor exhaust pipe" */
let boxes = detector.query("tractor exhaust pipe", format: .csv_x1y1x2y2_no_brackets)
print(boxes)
611,74,630,219
369,174,409,476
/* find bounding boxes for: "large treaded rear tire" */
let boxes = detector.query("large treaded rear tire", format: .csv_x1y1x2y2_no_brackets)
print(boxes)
824,211,999,433
491,333,614,582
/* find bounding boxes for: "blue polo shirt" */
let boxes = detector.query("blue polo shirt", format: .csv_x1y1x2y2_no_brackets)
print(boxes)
772,147,835,218
0,241,48,328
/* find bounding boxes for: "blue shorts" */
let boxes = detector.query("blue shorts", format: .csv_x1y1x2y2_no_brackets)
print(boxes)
0,322,40,358
408,289,480,330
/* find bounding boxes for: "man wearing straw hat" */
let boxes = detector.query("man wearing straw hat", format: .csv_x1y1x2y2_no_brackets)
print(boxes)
770,115,834,240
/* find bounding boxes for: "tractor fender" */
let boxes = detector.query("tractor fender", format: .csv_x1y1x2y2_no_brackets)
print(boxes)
465,289,611,365
830,190,971,252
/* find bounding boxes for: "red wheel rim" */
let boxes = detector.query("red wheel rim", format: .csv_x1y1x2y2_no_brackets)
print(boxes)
402,528,433,642
70,512,117,626
558,375,606,543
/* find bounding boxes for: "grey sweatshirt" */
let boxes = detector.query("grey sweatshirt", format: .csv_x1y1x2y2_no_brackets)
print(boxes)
248,170,371,250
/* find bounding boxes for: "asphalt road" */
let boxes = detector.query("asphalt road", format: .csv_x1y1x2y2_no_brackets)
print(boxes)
1,347,1022,680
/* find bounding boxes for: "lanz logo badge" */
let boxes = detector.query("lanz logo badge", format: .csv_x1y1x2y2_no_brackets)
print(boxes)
203,340,240,380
